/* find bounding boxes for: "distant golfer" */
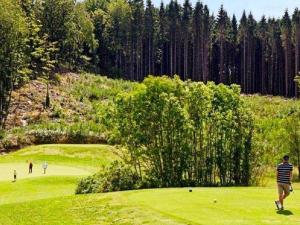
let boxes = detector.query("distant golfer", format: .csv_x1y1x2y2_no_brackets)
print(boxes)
275,155,293,210
29,162,33,174
42,161,48,174
13,170,17,182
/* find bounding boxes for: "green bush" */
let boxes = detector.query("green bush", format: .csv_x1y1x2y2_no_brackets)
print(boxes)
27,127,106,145
76,161,141,194
76,175,99,194
27,129,67,144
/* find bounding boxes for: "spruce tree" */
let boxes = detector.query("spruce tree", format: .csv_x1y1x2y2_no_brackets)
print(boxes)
281,11,293,97
192,1,203,81
257,16,268,94
182,0,192,80
144,0,155,76
293,8,300,97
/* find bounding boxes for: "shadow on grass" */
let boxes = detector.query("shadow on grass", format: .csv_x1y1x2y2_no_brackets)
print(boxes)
276,210,293,216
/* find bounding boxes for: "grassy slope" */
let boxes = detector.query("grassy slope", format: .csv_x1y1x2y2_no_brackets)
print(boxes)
243,94,300,184
1,144,300,225
1,73,136,151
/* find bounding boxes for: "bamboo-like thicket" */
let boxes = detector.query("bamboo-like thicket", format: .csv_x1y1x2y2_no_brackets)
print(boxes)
115,76,253,187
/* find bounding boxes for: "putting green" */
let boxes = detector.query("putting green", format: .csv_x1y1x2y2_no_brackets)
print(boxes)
0,144,119,171
0,163,90,181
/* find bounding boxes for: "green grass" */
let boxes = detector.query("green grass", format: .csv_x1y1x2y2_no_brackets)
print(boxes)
0,144,118,206
71,73,136,102
2,75,300,224
1,144,300,225
0,144,119,171
0,163,90,182
126,187,300,225
243,94,300,119
0,176,78,205
1,186,300,225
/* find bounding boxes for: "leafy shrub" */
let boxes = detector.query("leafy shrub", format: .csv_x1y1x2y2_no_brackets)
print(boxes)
76,161,141,194
26,127,106,145
114,76,254,187
0,129,5,140
51,104,65,119
76,175,98,194
27,129,67,144
50,73,61,85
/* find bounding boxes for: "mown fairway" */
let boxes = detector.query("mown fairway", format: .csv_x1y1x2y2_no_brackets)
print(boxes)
0,145,300,225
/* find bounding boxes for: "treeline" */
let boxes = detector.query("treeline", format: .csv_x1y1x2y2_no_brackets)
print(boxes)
83,0,300,97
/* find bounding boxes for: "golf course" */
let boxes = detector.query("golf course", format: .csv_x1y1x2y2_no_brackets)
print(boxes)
2,0,300,223
0,144,299,225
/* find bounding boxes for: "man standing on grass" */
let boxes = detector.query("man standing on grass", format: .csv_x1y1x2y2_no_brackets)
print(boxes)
42,161,48,174
29,162,33,174
13,170,17,182
275,155,293,210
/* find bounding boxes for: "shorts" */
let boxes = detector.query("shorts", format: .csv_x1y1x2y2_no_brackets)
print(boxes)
277,183,290,196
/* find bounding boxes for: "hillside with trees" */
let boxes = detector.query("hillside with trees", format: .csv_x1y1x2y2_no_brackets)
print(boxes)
1,0,300,182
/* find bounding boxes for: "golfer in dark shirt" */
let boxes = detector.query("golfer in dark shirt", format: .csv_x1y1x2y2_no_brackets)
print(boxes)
275,155,293,210
13,170,17,182
29,162,33,174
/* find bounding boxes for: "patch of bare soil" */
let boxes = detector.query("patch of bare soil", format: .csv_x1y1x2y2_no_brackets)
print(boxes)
4,73,89,129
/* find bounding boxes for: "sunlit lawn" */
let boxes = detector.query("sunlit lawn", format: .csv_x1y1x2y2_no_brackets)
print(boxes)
1,144,300,225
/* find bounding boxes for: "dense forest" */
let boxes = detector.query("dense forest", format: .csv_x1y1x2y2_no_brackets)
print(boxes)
1,0,300,125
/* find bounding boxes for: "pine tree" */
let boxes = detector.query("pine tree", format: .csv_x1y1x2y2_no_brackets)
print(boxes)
268,19,284,95
144,0,155,76
229,15,239,84
107,0,132,77
192,1,203,81
202,5,211,82
167,0,181,76
156,2,168,75
247,13,256,93
182,0,192,80
215,5,230,83
129,0,144,80
293,8,300,97
238,12,248,92
281,11,293,97
257,16,268,94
